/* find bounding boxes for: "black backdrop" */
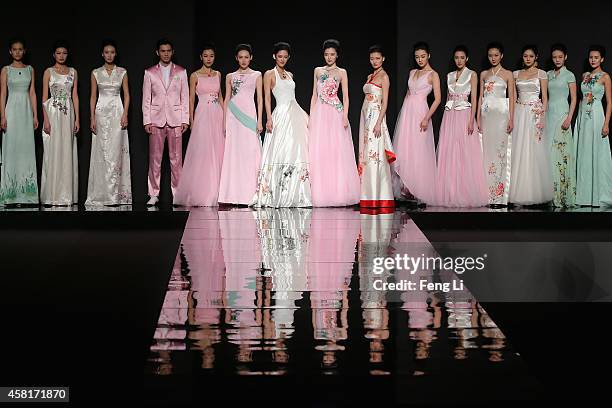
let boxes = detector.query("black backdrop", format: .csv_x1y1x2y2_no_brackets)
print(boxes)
1,1,610,205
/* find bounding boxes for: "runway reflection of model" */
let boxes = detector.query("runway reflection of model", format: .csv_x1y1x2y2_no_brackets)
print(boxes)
308,208,360,370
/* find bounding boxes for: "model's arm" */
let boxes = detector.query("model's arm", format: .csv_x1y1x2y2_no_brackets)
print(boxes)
255,73,263,134
506,70,516,134
541,77,548,112
373,74,390,137
0,67,7,131
42,68,51,134
264,70,274,132
563,81,577,130
309,68,318,113
468,71,477,135
477,71,485,132
90,71,97,133
603,74,611,138
180,69,189,132
121,71,130,129
72,69,80,134
188,72,197,129
419,72,441,131
340,68,349,128
142,70,152,133
28,67,38,130
223,74,231,135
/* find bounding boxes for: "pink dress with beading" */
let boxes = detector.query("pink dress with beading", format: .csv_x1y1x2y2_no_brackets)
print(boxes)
308,70,360,207
173,74,225,206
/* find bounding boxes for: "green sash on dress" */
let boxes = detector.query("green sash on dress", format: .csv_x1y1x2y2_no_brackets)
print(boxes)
229,99,257,132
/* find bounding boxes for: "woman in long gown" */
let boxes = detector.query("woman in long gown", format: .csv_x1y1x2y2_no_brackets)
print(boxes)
434,45,488,207
86,40,131,206
546,43,577,208
392,41,441,205
308,39,360,207
174,43,225,206
218,44,263,205
477,42,515,207
574,45,612,207
40,41,80,206
252,42,311,207
0,39,39,206
509,45,553,205
359,45,395,208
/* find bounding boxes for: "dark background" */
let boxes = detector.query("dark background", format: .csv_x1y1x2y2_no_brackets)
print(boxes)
1,0,610,205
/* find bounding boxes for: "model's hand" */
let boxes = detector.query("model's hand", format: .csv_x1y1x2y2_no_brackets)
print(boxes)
90,116,96,133
189,117,194,130
419,118,428,132
120,114,128,129
33,118,39,130
1,117,6,131
477,118,482,133
467,120,474,135
602,124,609,138
256,121,263,134
266,118,273,133
144,124,152,134
43,120,51,134
506,119,513,134
74,120,80,134
181,123,189,134
561,116,571,130
373,123,382,138
343,117,349,129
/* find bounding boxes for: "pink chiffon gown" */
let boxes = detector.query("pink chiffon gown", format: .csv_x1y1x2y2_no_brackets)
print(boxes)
392,69,437,204
434,68,488,207
173,74,225,206
218,70,262,205
308,70,360,207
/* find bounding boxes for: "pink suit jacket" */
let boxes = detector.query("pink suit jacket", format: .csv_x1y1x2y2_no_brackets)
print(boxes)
142,63,189,127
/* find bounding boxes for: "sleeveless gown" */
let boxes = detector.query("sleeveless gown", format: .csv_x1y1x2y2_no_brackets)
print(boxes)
434,68,488,207
546,67,577,207
251,68,311,207
41,67,78,206
308,70,360,207
509,69,553,205
86,66,132,206
0,65,39,205
392,69,437,204
174,74,225,206
218,70,262,205
359,78,396,208
481,71,511,205
575,72,612,206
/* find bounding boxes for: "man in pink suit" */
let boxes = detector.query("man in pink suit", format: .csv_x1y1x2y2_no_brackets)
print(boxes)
142,38,189,206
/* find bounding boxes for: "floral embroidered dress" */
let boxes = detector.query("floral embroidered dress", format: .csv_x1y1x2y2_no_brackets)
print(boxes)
358,78,395,208
41,67,78,205
86,66,131,206
546,66,576,207
509,69,553,205
251,67,311,207
480,71,511,205
218,69,262,205
0,65,39,205
308,69,360,207
575,71,612,206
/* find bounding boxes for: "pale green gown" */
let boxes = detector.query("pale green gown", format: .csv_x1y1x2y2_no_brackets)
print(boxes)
575,72,612,206
0,65,39,205
546,66,576,207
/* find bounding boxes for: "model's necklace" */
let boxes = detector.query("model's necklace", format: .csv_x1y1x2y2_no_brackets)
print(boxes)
201,67,213,76
491,65,502,77
276,66,287,79
104,64,115,76
55,65,68,75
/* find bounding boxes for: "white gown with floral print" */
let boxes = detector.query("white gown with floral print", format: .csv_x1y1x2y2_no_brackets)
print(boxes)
41,67,78,205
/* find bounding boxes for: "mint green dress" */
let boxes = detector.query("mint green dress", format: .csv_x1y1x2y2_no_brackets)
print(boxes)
575,72,612,206
0,65,39,205
546,66,576,207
